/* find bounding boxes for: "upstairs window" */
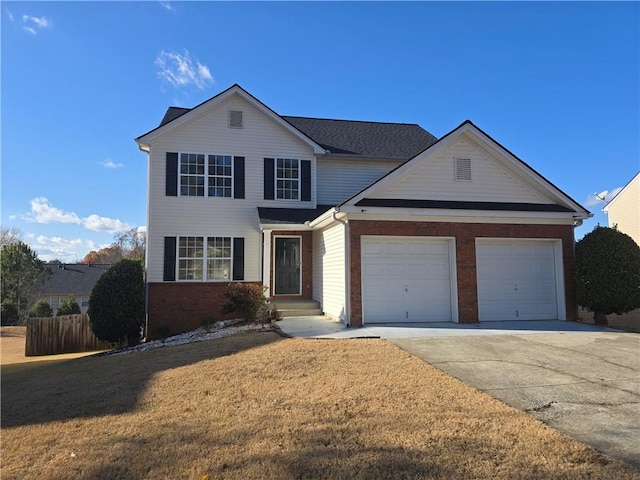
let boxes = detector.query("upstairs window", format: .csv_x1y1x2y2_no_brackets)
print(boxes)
276,158,299,200
180,153,205,196
208,155,232,197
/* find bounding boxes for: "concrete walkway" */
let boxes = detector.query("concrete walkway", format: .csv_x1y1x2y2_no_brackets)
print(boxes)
278,317,640,468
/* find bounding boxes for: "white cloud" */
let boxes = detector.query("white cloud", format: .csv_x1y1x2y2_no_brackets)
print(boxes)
83,214,130,233
99,159,124,169
22,15,51,34
584,186,623,207
155,50,214,90
8,214,17,220
27,197,82,224
24,197,130,233
6,9,14,22
159,1,175,12
34,235,84,262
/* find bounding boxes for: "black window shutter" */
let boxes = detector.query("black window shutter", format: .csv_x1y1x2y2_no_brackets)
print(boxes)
264,158,275,200
301,160,311,201
163,237,176,281
166,152,178,196
232,238,244,281
234,156,245,199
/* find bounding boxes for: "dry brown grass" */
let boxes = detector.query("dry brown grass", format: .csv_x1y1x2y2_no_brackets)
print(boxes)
2,331,638,480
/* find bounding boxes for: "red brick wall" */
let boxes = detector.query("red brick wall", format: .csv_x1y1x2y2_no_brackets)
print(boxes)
147,281,261,339
269,230,313,299
348,220,576,327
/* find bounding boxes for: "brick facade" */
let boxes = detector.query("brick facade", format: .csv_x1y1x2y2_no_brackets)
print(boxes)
348,220,577,327
147,281,261,339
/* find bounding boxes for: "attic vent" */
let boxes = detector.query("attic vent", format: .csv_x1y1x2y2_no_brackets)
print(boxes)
454,158,472,181
229,110,243,128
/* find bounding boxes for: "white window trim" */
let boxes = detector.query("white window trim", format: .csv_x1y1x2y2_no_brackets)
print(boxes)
178,152,235,198
275,157,300,201
176,235,234,282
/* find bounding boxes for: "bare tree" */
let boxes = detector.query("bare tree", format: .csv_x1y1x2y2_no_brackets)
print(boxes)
115,227,146,262
0,226,22,249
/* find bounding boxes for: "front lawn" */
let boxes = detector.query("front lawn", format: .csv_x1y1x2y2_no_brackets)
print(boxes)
2,331,637,479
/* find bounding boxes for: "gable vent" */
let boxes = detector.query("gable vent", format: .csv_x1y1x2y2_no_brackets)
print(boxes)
229,110,243,128
454,158,472,181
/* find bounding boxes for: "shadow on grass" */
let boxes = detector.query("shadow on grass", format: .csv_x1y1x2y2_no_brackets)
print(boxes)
1,331,283,429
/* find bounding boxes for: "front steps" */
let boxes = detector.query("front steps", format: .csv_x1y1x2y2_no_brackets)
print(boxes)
270,299,323,317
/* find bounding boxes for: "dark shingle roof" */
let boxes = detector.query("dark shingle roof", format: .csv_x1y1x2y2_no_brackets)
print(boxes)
355,198,575,212
160,107,190,126
156,106,438,160
282,116,437,160
41,264,111,295
257,206,334,225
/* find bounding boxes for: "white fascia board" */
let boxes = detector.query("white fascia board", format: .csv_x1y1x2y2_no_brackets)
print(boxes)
307,207,339,229
463,124,591,218
259,223,312,231
341,205,579,223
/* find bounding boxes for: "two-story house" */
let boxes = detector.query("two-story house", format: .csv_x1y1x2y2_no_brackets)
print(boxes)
136,84,592,338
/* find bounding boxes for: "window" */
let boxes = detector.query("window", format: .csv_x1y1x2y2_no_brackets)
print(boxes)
208,155,232,197
80,296,90,308
207,237,232,280
276,158,299,200
178,236,204,280
454,158,472,182
178,236,232,281
180,153,205,196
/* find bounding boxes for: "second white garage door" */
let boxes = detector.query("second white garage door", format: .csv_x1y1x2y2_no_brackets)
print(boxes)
476,239,561,321
361,236,454,323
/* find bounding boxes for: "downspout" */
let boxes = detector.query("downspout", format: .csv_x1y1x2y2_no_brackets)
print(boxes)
332,208,350,327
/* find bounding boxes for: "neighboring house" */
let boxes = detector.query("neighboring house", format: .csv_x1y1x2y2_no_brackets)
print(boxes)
603,172,640,246
40,263,111,314
136,84,592,336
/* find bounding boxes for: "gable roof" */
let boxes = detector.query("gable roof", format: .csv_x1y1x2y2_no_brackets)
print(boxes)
41,263,111,296
603,172,639,212
143,85,438,161
340,120,591,218
136,84,326,154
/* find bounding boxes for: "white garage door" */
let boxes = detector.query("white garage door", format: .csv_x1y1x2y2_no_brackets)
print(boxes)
361,236,453,323
476,240,559,321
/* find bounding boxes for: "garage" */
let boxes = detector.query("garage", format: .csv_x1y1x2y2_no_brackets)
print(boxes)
476,239,562,321
361,236,455,323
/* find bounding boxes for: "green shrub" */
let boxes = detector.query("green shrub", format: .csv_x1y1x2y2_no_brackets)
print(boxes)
201,314,216,331
221,283,280,324
576,226,640,325
57,296,81,316
1,300,19,325
88,259,145,346
29,300,54,318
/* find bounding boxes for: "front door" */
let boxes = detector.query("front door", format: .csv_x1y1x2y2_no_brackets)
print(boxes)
274,237,301,295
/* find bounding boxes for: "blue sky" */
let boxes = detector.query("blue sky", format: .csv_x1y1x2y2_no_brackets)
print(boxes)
2,1,638,262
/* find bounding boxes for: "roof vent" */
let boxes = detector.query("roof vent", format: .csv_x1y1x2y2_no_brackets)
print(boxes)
229,110,243,128
454,158,472,181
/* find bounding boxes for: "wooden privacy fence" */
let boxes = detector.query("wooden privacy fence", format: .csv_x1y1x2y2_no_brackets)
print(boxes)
25,314,113,356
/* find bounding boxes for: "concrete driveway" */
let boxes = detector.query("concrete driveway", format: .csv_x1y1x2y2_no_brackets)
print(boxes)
278,318,640,468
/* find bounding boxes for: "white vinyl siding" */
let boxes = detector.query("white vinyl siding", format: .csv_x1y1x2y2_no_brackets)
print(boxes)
312,223,346,321
606,174,640,246
370,135,552,204
146,94,317,282
316,158,402,205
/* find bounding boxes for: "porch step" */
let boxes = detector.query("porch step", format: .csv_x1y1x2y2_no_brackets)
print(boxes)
270,299,323,317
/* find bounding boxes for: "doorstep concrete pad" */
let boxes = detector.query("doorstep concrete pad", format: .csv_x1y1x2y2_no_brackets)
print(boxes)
391,332,640,468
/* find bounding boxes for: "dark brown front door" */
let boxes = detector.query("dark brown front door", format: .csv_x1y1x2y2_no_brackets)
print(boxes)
274,237,301,295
